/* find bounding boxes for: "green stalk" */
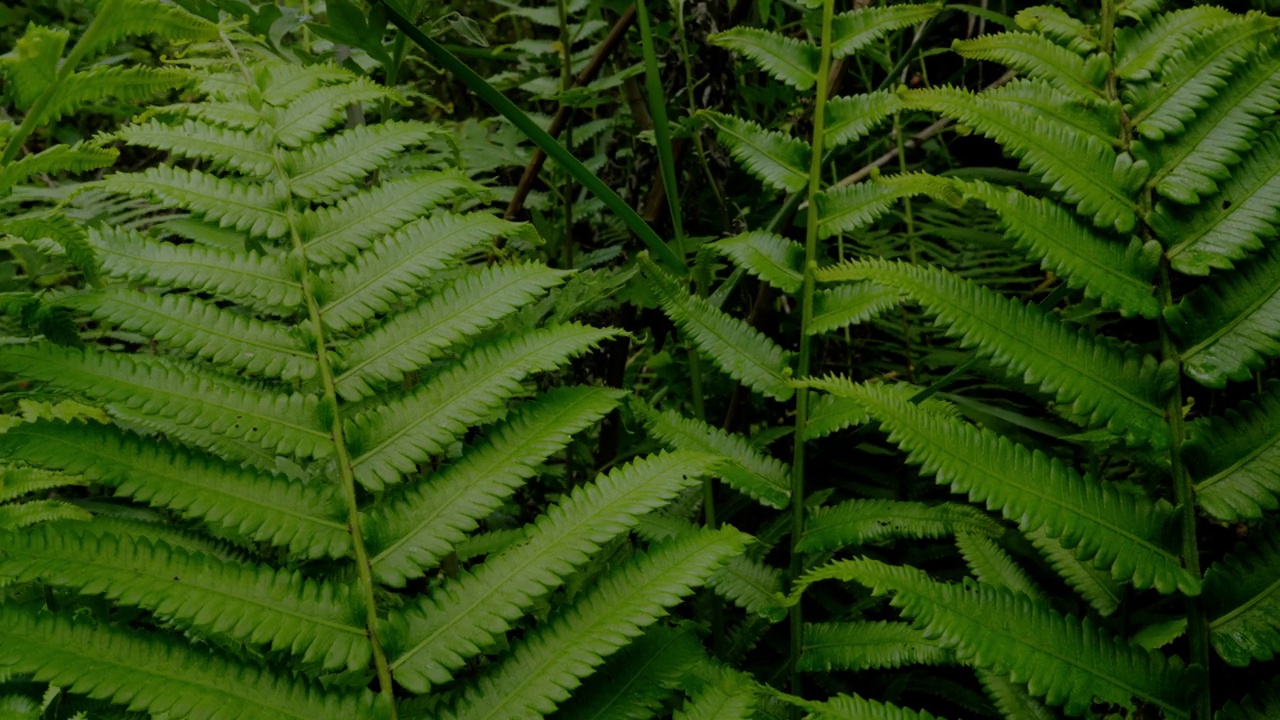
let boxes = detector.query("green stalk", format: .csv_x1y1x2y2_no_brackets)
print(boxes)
374,0,686,275
789,0,835,705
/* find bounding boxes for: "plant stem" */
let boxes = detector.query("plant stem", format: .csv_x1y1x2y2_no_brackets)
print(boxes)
556,0,575,268
789,0,835,707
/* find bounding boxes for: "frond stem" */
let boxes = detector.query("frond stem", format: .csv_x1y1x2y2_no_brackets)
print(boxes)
790,0,835,706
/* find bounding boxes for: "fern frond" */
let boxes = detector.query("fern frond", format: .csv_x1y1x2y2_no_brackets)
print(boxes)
797,499,1002,552
1113,6,1235,80
799,692,941,720
1,27,68,109
708,28,818,90
1218,680,1280,720
0,344,335,460
955,532,1044,601
0,500,91,530
1166,241,1280,388
300,171,482,265
634,400,790,509
439,528,748,720
0,420,351,559
830,4,943,58
805,395,871,440
1125,18,1276,142
634,514,787,621
1186,381,1280,521
384,451,718,692
641,256,794,401
117,119,275,178
88,226,302,316
953,179,1159,318
1147,42,1280,206
1014,6,1096,54
710,231,804,294
1,213,100,286
551,624,706,720
0,526,370,671
335,264,568,399
952,33,1102,103
901,87,1138,232
349,325,618,490
815,260,1170,448
805,381,1195,594
824,90,904,149
1156,130,1280,276
800,621,951,671
984,79,1119,142
0,464,87,503
70,287,318,382
41,66,192,126
1204,528,1280,666
808,559,1196,717
810,283,902,335
0,143,118,194
816,174,955,239
98,166,288,238
321,212,520,332
698,111,810,194
673,671,756,720
1025,527,1121,617
77,0,219,56
0,604,385,720
366,386,623,586
267,78,395,147
976,670,1057,720
290,121,439,199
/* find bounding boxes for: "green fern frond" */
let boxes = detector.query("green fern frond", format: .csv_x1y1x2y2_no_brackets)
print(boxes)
976,670,1057,720
805,381,1195,594
640,256,794,401
300,172,482,265
952,33,1102,103
633,400,790,509
289,121,439,199
384,451,719,692
348,324,617,490
1218,680,1280,720
0,464,87,504
1146,41,1280,205
0,526,371,671
0,420,351,559
0,500,91,531
1125,18,1276,142
1155,130,1280,276
673,671,756,720
1113,6,1235,80
0,213,101,285
799,691,942,720
710,231,804,294
88,226,302,315
334,263,569,400
806,558,1197,717
0,344,334,459
698,111,810,194
551,625,706,720
815,260,1170,448
708,28,818,90
824,91,904,149
99,166,288,238
0,143,118,194
68,287,318,382
117,119,276,177
952,179,1159,318
955,532,1044,601
268,78,395,148
43,67,193,126
321,212,520,332
901,86,1138,232
1204,527,1280,666
0,604,386,720
0,27,68,109
830,4,942,58
438,528,748,720
800,621,951,672
1166,241,1280,388
816,174,953,239
75,0,220,57
1186,381,1280,521
1025,527,1122,617
366,386,623,586
1014,6,1097,54
797,499,1002,552
984,79,1119,142
809,283,902,335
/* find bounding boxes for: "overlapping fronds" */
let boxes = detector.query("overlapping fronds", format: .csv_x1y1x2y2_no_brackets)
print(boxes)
797,499,1002,552
800,622,951,672
797,559,1198,717
796,691,942,720
1204,528,1280,666
952,33,1103,103
552,625,707,720
1185,381,1280,521
955,532,1044,601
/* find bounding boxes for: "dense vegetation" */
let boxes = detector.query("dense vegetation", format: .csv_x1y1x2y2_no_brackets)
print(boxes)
1,0,1278,718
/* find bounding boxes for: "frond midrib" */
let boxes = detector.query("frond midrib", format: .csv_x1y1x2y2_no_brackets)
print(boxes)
1209,573,1280,630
